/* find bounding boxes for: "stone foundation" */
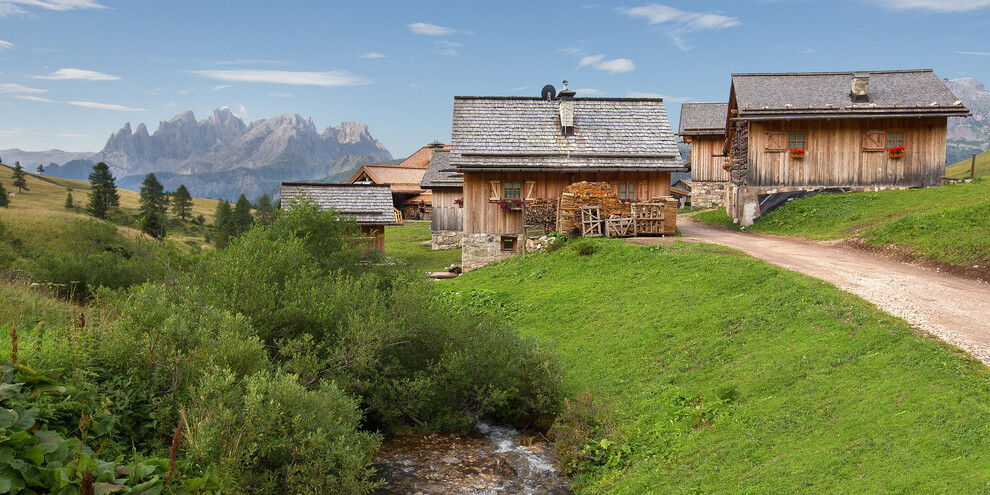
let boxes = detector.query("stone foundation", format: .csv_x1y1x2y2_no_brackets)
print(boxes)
462,233,525,272
431,230,463,251
691,181,729,208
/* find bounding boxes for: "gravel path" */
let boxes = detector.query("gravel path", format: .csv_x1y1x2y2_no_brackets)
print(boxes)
677,219,990,364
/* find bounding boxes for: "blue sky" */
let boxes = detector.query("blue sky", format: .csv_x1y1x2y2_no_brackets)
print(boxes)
1,0,989,159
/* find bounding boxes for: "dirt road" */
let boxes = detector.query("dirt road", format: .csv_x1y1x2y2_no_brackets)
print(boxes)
677,219,990,364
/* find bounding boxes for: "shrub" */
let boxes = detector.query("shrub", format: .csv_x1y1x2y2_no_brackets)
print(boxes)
574,239,597,256
551,391,627,478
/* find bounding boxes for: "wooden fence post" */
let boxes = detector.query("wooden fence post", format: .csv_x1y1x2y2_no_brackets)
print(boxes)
972,153,977,179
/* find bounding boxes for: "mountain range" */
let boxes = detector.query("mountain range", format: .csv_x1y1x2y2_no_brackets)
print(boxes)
13,108,392,201
945,78,990,165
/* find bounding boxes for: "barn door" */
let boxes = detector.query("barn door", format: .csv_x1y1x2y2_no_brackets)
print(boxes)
765,132,787,152
862,131,885,151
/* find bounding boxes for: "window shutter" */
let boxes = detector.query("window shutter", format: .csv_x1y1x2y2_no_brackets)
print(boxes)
862,131,884,151
765,132,786,152
638,180,648,201
524,180,536,200
489,181,500,201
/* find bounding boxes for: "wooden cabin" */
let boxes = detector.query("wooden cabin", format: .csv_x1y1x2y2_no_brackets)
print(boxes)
451,86,684,270
724,69,970,225
347,143,448,220
677,102,729,207
279,182,397,252
420,148,464,250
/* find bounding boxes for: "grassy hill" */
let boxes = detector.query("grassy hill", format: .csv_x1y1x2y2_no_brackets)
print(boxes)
946,149,990,178
695,180,990,276
0,163,219,250
446,238,990,493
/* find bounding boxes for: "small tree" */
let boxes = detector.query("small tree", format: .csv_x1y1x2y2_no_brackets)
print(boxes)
214,200,232,232
232,194,254,235
140,209,166,239
171,184,193,220
36,164,45,174
64,192,73,209
139,173,168,238
255,193,274,226
87,162,120,219
11,161,27,193
0,183,8,208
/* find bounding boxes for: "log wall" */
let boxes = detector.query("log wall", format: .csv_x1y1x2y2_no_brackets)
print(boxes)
747,117,947,188
430,188,463,231
689,135,729,182
462,171,671,235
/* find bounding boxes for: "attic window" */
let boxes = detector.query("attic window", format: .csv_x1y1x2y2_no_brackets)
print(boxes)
562,125,575,136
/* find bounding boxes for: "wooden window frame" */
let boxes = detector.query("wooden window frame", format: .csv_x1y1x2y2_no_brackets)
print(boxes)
618,183,636,202
503,182,522,199
500,235,516,252
787,132,806,150
862,130,885,151
886,131,905,149
765,131,787,152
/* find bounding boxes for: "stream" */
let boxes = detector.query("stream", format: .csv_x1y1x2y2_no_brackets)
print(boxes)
372,421,571,494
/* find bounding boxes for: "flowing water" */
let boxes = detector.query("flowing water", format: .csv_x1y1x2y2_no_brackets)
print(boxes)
372,421,571,494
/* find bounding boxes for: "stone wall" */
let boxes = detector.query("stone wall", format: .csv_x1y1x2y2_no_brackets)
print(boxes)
461,233,525,272
691,181,729,208
431,230,463,251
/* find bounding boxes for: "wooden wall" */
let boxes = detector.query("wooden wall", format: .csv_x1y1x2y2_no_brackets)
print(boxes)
689,135,729,182
463,170,671,234
360,225,385,252
431,188,463,231
747,117,947,188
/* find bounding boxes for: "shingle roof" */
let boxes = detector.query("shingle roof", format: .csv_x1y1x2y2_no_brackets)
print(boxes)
279,183,396,225
450,96,683,170
678,103,728,136
348,164,428,194
397,144,449,168
420,149,462,189
732,69,970,120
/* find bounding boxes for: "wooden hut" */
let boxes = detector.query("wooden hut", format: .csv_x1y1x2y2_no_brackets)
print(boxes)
451,85,684,270
279,182,397,252
724,69,970,225
420,148,463,250
677,102,728,207
347,143,447,220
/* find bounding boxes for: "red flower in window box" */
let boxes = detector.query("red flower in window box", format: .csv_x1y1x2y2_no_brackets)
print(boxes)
454,197,464,207
722,161,732,171
496,198,524,212
887,145,905,158
789,147,806,158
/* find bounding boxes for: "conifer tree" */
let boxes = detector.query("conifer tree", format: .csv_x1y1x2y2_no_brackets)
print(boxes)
213,200,232,232
87,162,120,219
0,183,8,208
36,164,44,174
64,192,73,209
139,173,168,238
232,193,254,235
255,193,275,225
171,184,193,220
11,162,27,193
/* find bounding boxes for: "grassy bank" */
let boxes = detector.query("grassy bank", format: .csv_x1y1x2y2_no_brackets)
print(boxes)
384,221,461,273
693,180,990,274
946,149,990,178
446,238,990,493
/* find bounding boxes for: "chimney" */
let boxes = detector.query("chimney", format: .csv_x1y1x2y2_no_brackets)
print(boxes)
851,72,870,102
559,80,576,136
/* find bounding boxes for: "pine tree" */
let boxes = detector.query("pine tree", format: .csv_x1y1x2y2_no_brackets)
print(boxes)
64,192,73,209
254,193,274,226
139,173,168,238
36,164,44,174
215,219,236,249
213,200,232,232
232,194,254,235
0,183,8,208
87,162,120,219
11,162,27,193
171,184,193,220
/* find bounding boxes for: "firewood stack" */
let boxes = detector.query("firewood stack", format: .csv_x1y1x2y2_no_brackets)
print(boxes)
644,196,680,235
524,199,559,235
730,122,749,185
558,182,631,236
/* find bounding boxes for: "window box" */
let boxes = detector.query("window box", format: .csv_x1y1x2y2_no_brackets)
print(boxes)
789,147,806,159
887,145,905,159
496,198,524,212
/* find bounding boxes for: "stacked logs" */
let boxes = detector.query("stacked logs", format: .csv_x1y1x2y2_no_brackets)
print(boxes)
524,199,559,234
558,182,631,236
730,122,749,185
646,196,680,235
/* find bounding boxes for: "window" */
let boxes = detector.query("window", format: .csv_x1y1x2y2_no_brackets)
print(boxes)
886,131,904,149
788,133,806,150
501,236,516,251
619,183,635,201
862,130,885,151
503,182,521,199
765,132,787,152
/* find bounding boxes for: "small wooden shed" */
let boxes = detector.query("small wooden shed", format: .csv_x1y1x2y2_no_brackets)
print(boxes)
279,182,397,252
420,148,464,250
677,102,729,207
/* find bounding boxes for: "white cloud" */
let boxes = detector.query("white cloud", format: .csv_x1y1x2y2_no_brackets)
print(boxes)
269,92,295,98
232,104,248,120
212,84,232,90
592,58,635,73
618,4,740,50
166,102,177,108
0,39,11,49
957,51,990,56
511,86,530,92
67,101,145,111
627,91,664,98
0,0,105,16
0,83,46,94
556,47,585,56
36,68,120,81
192,69,372,87
875,0,990,11
578,54,605,67
13,95,54,102
408,22,459,35
360,52,386,59
0,128,28,136
433,40,462,56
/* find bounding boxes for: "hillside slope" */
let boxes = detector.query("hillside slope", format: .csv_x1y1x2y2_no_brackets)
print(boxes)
946,148,990,178
447,239,990,493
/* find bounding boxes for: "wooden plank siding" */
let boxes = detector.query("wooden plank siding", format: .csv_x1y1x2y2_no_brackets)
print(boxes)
463,171,671,234
689,135,729,182
746,117,947,188
431,188,463,231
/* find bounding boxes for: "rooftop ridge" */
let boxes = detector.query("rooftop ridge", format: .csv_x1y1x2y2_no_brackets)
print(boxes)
732,69,933,77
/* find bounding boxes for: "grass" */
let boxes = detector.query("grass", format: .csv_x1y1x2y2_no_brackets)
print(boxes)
383,221,461,273
445,238,990,493
0,163,219,250
946,149,990,178
692,180,990,273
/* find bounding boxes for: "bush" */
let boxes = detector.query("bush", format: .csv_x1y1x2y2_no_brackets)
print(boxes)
185,369,380,494
574,239,597,256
